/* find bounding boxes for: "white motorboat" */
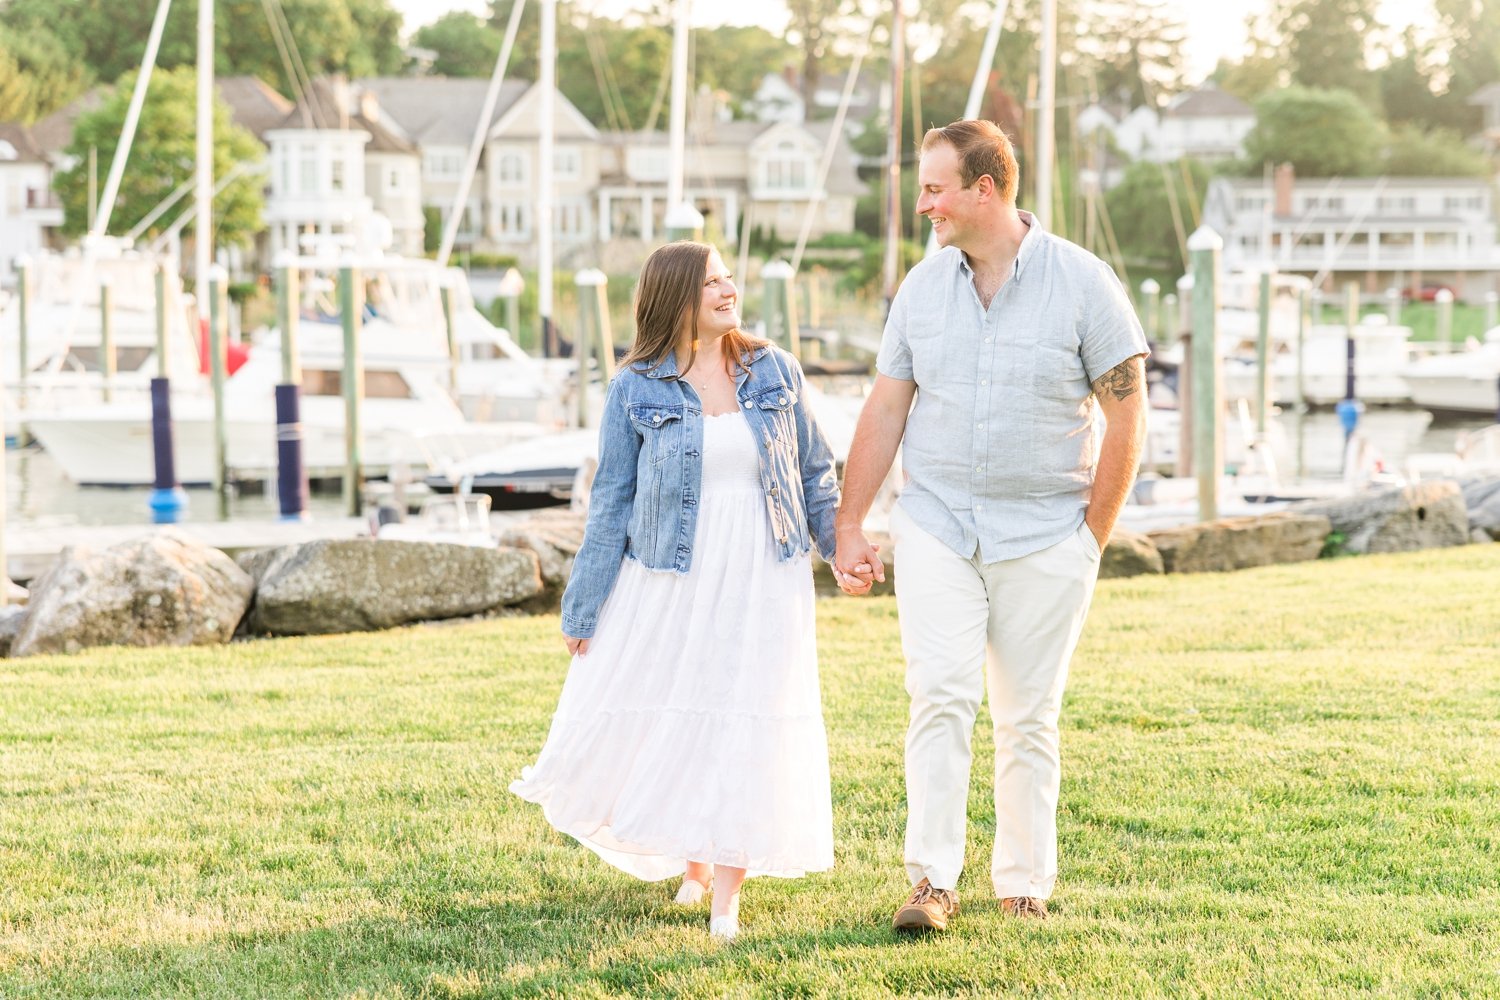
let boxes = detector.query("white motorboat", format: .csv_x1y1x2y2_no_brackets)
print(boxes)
1221,318,1415,407
24,257,552,485
1401,328,1500,417
2,239,199,436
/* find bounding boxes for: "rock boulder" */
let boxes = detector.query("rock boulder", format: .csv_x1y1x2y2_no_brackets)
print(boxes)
1458,473,1500,541
239,538,542,636
11,532,253,657
1292,480,1470,555
1147,512,1331,574
1099,529,1164,578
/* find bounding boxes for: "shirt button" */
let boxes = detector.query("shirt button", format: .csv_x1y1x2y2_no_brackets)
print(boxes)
976,503,984,511
980,379,989,386
975,422,984,430
975,465,984,472
984,337,992,344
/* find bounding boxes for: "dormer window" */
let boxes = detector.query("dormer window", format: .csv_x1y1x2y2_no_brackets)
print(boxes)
763,139,811,192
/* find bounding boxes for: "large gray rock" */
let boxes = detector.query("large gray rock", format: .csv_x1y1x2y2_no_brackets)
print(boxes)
1292,480,1470,555
239,538,542,636
0,605,25,657
1099,529,1164,578
1147,512,1331,574
11,533,253,657
1457,473,1500,541
498,509,587,591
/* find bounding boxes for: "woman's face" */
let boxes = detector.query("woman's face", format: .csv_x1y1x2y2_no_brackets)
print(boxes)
693,250,739,340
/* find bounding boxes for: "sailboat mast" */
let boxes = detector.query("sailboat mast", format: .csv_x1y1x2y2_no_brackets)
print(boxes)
668,0,690,216
539,0,556,355
194,0,213,318
882,0,906,307
1035,0,1057,230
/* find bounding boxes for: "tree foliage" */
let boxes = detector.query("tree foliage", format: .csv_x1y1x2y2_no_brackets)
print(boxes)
1102,157,1208,279
0,0,403,99
54,67,264,247
1384,124,1492,176
0,23,92,123
1284,0,1380,107
412,13,504,78
1242,85,1388,177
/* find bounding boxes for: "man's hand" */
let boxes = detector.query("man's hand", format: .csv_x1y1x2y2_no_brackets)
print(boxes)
564,635,591,656
834,526,884,596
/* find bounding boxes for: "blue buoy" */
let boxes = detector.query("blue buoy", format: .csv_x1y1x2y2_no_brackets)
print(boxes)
149,486,189,523
1335,397,1364,440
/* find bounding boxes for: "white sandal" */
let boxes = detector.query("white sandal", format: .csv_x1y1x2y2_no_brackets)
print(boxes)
673,877,712,905
708,892,740,941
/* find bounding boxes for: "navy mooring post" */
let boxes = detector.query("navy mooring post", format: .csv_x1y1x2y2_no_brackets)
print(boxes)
275,383,308,520
148,377,186,524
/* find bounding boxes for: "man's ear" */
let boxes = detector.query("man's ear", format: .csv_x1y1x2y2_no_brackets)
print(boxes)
974,173,997,202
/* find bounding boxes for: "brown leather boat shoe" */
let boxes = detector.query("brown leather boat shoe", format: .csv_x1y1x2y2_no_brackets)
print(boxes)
892,877,959,932
1000,895,1049,919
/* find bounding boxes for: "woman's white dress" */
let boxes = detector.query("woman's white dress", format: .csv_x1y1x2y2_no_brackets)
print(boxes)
510,411,834,880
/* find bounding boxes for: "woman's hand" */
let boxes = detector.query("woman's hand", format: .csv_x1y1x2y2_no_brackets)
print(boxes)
565,635,591,656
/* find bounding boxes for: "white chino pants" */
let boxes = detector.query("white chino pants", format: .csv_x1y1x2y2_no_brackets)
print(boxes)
891,503,1101,899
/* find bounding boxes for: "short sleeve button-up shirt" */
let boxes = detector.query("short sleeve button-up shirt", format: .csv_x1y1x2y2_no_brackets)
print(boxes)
876,211,1149,563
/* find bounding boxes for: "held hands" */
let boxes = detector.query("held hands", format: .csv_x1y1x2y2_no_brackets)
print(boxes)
833,527,884,597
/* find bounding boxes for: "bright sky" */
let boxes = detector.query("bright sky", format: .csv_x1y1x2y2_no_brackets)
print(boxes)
390,0,1435,86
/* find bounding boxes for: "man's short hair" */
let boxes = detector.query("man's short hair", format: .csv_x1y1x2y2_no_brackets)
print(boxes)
921,120,1019,204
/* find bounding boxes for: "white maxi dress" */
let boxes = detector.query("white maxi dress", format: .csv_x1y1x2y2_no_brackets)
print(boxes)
510,410,834,880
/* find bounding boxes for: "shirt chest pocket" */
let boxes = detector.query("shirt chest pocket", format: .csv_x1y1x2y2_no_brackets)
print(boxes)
628,403,685,465
907,318,948,385
1028,342,1089,403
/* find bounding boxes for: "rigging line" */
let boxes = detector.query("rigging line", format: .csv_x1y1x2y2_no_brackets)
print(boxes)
1161,162,1189,271
583,26,623,134
592,16,635,133
259,0,310,126
790,29,871,275
1178,155,1200,227
642,37,671,135
1095,175,1130,290
270,0,327,129
436,0,526,268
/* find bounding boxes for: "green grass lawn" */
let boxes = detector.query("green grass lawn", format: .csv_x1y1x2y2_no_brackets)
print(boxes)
2,545,1498,998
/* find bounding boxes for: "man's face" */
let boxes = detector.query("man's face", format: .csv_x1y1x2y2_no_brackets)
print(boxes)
915,142,981,249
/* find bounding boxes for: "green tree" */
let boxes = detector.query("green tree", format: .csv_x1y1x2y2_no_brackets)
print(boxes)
412,12,504,77
0,0,403,98
1433,0,1500,130
1282,0,1380,107
1211,4,1291,104
1384,125,1491,176
1102,157,1208,280
693,25,794,118
1241,85,1388,177
1377,27,1447,127
54,67,263,247
0,23,92,123
1077,0,1189,110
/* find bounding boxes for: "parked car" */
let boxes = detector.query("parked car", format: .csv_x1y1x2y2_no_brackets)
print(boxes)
1402,284,1456,302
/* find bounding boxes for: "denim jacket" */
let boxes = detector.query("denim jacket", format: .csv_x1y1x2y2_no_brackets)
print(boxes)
560,343,840,639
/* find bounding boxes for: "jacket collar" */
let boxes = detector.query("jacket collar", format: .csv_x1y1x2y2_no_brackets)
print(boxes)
637,342,770,380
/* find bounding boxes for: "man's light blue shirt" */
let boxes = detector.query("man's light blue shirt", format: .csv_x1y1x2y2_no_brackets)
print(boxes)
876,211,1149,563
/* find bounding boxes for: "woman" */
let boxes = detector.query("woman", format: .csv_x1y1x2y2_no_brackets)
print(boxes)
511,241,842,941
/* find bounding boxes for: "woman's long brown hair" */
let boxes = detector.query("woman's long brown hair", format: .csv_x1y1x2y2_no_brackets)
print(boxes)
621,240,764,382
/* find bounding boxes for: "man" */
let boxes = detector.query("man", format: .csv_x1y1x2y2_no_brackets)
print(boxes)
834,119,1148,931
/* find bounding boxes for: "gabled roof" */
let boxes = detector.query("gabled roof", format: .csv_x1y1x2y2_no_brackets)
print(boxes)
28,77,292,155
217,76,295,140
1468,82,1500,106
1164,85,1253,119
354,77,529,147
273,78,416,154
0,123,47,164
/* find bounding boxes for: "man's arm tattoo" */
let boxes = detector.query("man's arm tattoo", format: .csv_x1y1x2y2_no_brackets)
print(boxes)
1093,358,1141,401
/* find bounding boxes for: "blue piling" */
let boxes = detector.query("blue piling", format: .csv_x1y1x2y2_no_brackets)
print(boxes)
275,383,308,520
148,377,187,523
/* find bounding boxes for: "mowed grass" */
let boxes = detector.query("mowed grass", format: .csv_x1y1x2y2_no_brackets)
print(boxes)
2,545,1498,998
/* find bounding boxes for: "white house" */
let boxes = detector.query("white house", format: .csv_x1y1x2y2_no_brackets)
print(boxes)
746,72,805,125
1080,84,1255,175
264,79,423,258
1202,165,1500,299
0,124,62,277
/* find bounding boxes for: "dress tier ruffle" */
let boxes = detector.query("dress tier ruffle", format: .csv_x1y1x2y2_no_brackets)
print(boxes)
511,411,834,880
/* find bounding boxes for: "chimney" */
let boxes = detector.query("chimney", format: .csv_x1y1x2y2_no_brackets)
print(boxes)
359,89,380,124
1273,162,1294,217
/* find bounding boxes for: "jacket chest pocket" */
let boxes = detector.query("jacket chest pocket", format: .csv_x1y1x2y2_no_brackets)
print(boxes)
749,386,798,450
628,403,685,466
